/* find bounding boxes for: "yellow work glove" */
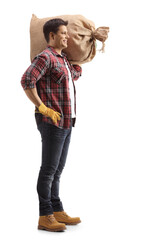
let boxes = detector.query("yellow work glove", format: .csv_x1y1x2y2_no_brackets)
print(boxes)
38,103,61,124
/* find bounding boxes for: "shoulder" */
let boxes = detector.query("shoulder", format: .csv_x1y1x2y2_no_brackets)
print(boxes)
37,48,52,60
33,48,56,67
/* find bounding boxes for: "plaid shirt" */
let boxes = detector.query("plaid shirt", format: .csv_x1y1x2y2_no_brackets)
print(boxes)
21,46,82,129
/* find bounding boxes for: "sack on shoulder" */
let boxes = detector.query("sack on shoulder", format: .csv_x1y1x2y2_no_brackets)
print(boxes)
30,14,109,64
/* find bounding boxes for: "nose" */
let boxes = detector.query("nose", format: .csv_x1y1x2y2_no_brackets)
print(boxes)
66,33,69,39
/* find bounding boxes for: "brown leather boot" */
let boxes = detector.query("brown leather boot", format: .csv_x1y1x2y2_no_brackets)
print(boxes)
54,211,81,225
38,214,66,232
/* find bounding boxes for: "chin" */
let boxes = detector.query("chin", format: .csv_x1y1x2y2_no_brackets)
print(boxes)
62,45,68,49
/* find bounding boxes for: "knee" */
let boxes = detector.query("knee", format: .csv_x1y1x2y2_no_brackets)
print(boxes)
39,165,57,179
54,167,64,179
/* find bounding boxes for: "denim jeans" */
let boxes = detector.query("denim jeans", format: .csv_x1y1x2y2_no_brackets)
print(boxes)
36,121,72,216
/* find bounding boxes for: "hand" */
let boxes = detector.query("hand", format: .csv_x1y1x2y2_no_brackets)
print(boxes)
38,103,61,124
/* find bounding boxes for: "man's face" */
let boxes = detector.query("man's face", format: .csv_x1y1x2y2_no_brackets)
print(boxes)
54,25,69,50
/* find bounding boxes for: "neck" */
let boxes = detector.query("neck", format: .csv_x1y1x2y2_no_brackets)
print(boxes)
48,44,62,55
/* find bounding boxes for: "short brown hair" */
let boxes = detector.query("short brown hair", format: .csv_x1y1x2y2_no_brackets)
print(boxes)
43,18,68,43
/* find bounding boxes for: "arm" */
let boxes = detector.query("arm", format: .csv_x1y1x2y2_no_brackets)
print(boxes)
65,57,82,81
24,87,42,108
21,54,48,108
24,87,60,123
70,64,82,81
21,55,61,124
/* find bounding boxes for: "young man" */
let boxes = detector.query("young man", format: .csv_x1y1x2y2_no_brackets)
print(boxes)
21,18,82,232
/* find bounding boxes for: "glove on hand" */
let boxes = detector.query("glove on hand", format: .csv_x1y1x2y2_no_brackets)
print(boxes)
38,103,61,124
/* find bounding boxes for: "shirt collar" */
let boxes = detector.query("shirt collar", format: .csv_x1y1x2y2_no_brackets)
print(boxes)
47,45,67,58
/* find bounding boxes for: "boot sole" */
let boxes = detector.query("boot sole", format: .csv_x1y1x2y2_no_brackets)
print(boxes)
38,225,66,232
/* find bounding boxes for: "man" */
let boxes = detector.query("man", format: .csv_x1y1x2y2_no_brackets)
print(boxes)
21,18,82,232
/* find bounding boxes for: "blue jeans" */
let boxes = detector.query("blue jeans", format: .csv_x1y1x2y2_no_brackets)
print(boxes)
36,121,72,216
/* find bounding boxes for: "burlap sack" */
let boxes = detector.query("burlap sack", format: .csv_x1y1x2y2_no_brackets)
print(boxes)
30,14,109,64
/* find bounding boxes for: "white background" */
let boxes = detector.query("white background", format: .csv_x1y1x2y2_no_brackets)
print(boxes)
0,0,160,239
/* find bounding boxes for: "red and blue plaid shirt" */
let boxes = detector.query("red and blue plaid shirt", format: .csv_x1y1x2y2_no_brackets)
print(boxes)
21,46,82,129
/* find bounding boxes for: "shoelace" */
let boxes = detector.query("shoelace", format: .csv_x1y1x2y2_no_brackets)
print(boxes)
47,215,56,223
62,212,69,217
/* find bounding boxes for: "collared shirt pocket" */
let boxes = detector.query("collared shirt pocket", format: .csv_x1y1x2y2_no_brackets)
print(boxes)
51,66,65,84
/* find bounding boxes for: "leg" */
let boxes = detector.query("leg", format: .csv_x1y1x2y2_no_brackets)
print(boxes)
51,127,72,211
37,122,67,216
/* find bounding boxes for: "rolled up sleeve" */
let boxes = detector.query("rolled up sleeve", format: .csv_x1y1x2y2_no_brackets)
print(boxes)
21,54,50,90
71,64,82,81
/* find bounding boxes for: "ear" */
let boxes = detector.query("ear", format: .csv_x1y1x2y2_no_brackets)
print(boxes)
49,32,55,40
